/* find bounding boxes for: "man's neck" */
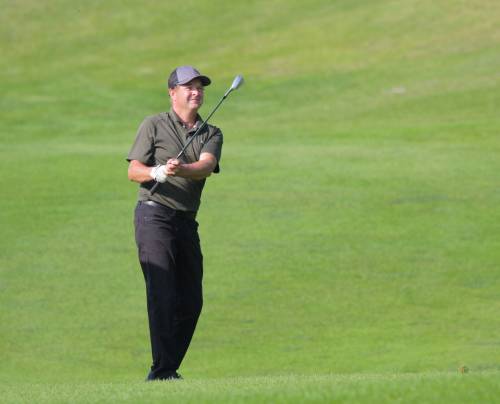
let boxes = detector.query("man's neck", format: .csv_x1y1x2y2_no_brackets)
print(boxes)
173,107,198,129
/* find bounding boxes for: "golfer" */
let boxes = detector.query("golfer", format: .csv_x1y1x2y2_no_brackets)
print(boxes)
127,66,223,381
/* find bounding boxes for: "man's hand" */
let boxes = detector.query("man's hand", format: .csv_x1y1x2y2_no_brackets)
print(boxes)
165,154,217,179
166,159,182,176
150,165,168,183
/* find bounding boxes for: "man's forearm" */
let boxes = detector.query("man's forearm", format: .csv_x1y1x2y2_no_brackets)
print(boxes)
174,160,214,180
167,153,217,180
128,160,154,183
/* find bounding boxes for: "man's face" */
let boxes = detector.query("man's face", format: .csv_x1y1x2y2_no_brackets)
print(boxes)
170,78,204,112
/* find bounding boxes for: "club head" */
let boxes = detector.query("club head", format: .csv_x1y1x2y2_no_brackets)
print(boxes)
231,75,244,91
225,75,244,97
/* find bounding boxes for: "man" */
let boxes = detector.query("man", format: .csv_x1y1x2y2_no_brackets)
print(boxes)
127,66,223,381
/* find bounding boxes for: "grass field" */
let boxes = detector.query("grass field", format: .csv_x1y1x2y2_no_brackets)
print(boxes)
2,372,500,403
1,0,500,402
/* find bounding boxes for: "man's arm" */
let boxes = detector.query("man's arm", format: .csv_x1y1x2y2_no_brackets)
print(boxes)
166,152,217,180
128,160,155,183
128,153,217,184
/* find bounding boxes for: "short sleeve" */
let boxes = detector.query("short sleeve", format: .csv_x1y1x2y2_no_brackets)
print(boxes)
126,117,156,164
201,127,223,173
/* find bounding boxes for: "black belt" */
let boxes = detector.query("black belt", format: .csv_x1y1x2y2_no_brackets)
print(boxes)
139,200,197,220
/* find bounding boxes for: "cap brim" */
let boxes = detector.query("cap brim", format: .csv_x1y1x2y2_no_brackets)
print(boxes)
178,75,211,87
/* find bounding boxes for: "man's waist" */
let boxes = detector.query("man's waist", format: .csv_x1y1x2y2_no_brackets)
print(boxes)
138,200,197,220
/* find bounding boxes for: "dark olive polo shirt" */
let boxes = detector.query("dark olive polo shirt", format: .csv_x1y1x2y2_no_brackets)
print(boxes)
127,109,223,212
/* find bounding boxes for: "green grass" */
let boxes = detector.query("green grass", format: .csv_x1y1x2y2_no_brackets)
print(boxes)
2,371,500,404
1,0,500,401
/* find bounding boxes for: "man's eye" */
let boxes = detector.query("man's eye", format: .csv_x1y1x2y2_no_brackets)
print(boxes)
184,86,203,92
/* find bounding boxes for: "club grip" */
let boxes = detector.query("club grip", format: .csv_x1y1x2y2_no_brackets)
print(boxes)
150,181,160,195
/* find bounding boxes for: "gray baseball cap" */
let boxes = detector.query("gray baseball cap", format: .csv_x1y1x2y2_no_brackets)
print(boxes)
168,66,211,88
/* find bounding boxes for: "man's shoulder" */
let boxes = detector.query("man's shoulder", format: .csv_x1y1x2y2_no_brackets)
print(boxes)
206,122,219,130
143,112,170,126
205,122,222,136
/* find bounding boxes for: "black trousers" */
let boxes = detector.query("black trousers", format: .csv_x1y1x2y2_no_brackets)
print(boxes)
134,201,203,379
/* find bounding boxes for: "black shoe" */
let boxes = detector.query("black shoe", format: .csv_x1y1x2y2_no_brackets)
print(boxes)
160,371,182,381
145,371,182,381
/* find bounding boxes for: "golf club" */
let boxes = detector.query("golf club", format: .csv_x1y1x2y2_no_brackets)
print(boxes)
150,75,244,195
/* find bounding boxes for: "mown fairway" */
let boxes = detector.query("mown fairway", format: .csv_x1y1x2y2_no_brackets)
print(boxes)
1,0,499,402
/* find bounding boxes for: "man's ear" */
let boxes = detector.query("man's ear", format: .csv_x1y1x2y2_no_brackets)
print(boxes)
168,87,176,99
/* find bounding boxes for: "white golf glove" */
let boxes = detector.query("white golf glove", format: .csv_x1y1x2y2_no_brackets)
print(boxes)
150,165,168,183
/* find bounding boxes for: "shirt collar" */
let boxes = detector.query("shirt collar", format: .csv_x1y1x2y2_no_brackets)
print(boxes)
169,108,203,133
